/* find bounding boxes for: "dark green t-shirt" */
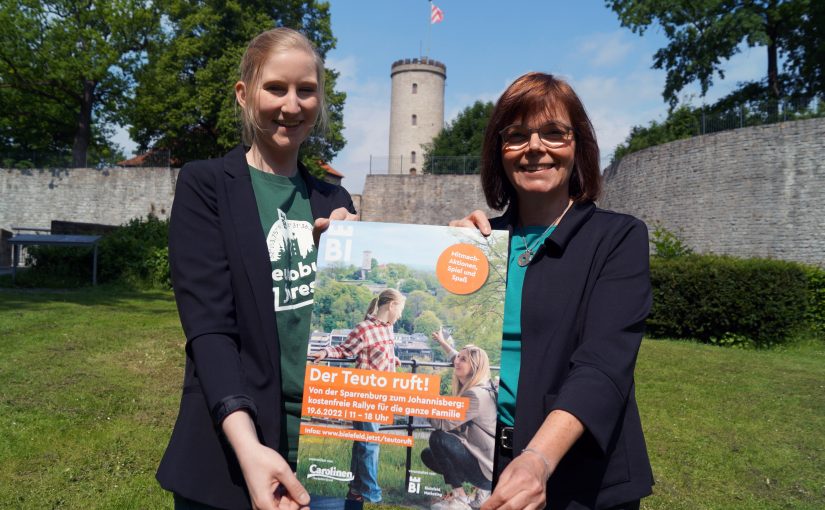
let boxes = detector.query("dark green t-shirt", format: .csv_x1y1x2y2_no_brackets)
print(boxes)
249,165,316,463
499,225,556,427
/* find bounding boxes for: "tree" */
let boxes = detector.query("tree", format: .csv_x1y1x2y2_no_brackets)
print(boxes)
0,0,160,167
413,310,442,336
611,105,700,163
424,101,493,174
127,0,345,173
606,0,815,106
785,1,825,97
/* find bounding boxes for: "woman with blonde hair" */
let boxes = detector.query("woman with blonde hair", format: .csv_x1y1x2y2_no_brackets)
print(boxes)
157,27,356,510
312,288,406,503
424,329,497,510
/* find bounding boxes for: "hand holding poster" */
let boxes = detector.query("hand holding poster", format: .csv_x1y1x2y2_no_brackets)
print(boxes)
298,221,507,509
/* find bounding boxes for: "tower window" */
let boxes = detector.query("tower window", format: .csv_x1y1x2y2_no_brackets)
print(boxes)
411,151,416,163
411,114,417,126
412,83,418,94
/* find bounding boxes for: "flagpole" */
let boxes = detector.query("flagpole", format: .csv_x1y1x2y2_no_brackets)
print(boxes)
426,0,432,58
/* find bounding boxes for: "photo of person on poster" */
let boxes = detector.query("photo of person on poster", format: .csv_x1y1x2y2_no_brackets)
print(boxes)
311,288,407,504
424,329,496,510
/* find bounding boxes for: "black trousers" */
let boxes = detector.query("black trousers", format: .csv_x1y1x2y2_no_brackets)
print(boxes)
421,429,492,490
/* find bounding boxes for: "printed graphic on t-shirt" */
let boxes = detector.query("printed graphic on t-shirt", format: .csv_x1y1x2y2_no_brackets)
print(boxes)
267,209,317,311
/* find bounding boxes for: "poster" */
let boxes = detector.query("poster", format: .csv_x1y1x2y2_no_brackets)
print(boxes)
297,221,508,509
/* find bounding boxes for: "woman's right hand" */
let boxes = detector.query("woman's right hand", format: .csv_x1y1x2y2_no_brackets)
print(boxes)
449,210,492,236
238,442,309,510
222,411,310,510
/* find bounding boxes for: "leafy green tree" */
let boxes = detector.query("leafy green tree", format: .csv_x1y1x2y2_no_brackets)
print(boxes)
785,1,825,97
399,278,426,294
606,0,813,105
311,280,373,332
611,105,700,163
424,101,493,174
0,0,160,167
127,0,345,174
413,310,442,336
401,289,441,331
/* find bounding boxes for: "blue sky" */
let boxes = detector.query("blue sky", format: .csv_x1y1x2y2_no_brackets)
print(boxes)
324,0,765,194
115,1,766,194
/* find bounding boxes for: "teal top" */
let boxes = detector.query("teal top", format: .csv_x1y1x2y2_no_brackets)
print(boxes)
498,225,556,427
248,166,316,464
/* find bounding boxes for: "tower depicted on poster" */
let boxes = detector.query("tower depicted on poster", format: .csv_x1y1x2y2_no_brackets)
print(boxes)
297,221,508,509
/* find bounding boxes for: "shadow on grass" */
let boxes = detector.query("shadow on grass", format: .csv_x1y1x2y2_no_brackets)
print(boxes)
0,281,174,312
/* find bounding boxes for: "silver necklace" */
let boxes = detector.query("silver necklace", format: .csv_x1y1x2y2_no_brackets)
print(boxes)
516,201,573,267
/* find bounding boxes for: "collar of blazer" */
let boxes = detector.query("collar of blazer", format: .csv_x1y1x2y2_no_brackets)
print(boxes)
221,144,338,219
492,200,596,257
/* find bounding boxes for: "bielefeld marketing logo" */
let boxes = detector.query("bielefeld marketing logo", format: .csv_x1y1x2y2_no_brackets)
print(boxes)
307,464,354,482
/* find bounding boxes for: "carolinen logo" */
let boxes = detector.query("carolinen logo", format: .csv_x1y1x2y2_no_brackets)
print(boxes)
307,464,354,482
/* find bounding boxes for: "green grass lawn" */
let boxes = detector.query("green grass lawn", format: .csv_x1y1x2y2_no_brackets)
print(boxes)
1,286,823,509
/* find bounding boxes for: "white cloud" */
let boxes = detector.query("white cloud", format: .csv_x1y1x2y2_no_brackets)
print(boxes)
327,54,391,195
577,31,635,68
569,69,668,167
325,54,358,90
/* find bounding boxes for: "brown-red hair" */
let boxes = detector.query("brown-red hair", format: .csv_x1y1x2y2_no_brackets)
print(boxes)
481,72,602,210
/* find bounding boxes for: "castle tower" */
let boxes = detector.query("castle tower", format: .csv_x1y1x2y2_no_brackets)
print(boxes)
388,58,446,175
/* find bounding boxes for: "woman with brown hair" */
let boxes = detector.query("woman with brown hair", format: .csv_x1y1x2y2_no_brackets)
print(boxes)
452,72,653,510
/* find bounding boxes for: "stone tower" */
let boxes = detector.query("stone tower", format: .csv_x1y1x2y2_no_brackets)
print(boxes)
388,58,446,175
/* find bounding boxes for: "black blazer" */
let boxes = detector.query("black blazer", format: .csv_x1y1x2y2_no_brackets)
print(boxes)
491,201,654,509
156,145,355,509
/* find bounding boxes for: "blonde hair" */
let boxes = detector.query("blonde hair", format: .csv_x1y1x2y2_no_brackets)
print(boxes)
451,344,491,397
365,288,405,320
237,27,328,147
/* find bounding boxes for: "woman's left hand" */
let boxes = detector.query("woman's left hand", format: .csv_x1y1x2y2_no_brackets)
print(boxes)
313,207,357,245
481,452,550,510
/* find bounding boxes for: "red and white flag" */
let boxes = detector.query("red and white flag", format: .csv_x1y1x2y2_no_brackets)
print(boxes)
430,3,444,24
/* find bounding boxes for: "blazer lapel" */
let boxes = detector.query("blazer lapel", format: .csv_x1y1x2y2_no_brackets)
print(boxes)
223,146,279,351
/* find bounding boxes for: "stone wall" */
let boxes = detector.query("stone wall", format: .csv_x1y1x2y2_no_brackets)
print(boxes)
360,174,496,225
600,117,825,266
2,117,821,266
0,166,179,232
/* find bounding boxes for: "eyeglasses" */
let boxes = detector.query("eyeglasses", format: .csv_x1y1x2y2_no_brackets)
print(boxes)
499,121,574,150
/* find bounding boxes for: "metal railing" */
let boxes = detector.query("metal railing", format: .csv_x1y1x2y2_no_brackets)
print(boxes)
698,96,823,135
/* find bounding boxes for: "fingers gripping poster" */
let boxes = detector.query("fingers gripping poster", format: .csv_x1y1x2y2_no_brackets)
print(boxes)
298,221,508,509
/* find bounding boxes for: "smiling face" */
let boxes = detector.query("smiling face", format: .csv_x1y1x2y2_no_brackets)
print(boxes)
500,109,576,201
453,349,474,383
236,48,320,158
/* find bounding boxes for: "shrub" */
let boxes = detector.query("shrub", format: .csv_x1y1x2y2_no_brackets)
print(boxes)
649,223,693,259
24,216,169,288
648,255,809,347
97,215,169,286
803,265,825,334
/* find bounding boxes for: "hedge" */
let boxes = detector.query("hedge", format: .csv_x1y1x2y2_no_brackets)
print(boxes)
23,216,169,288
648,254,810,347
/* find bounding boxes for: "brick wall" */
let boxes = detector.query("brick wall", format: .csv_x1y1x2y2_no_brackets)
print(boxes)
600,117,825,266
359,174,497,225
0,166,178,231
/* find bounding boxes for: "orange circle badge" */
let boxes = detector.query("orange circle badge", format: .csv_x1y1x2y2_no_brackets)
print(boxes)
436,243,489,295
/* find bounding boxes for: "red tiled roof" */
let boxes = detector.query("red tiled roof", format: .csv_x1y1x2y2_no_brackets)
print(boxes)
320,161,344,178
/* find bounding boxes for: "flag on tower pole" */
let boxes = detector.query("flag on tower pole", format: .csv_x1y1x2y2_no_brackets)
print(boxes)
431,2,444,24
